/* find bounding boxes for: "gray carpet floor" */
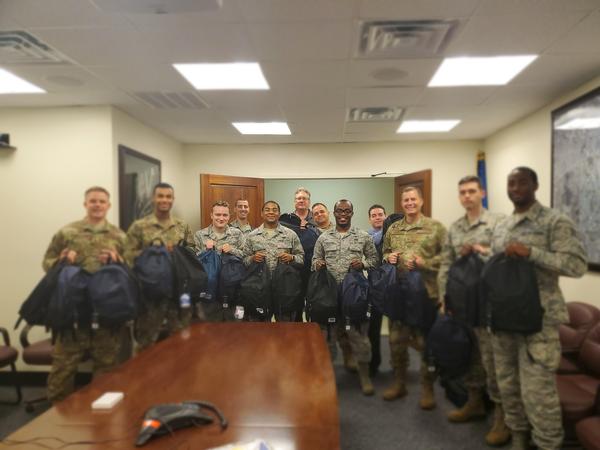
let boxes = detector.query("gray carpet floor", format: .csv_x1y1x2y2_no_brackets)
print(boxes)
0,338,579,449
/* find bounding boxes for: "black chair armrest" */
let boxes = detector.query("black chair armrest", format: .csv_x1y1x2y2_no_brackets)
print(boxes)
19,324,33,348
0,327,11,346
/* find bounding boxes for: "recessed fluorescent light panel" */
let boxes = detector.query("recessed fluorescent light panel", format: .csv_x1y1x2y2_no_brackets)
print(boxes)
173,63,269,90
397,120,460,133
428,55,538,87
0,68,45,94
233,122,291,135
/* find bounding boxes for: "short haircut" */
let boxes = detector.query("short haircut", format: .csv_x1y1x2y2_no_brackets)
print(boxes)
235,198,249,207
512,166,538,184
368,204,386,216
294,187,311,199
153,182,174,194
212,200,230,210
312,202,328,211
262,200,281,211
458,175,483,188
84,186,110,199
334,199,353,211
401,186,423,199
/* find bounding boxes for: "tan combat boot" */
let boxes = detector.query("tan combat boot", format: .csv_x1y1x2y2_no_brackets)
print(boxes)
382,369,407,401
357,363,375,396
447,388,486,422
485,404,511,446
509,430,530,450
419,381,436,410
341,345,358,373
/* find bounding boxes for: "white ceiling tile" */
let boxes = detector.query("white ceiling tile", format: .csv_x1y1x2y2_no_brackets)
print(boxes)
547,10,600,54
276,87,346,111
445,13,588,55
358,0,480,19
348,58,441,87
87,65,192,92
4,65,111,93
483,84,566,107
417,86,496,107
238,0,359,22
346,87,422,107
261,60,348,88
511,54,600,87
344,121,399,135
120,1,244,26
474,0,600,16
1,0,131,29
247,22,353,61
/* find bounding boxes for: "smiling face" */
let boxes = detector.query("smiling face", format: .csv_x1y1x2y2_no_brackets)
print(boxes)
333,200,353,229
235,200,249,220
401,189,423,218
507,169,538,209
84,191,110,222
459,181,485,211
211,205,230,230
368,207,386,230
312,204,330,227
153,187,174,214
294,190,310,213
262,201,280,226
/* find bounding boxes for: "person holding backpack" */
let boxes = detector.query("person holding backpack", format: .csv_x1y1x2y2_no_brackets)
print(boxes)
41,186,126,402
312,199,379,395
241,201,304,321
124,182,194,351
382,186,446,409
489,167,587,450
194,200,245,321
437,176,509,446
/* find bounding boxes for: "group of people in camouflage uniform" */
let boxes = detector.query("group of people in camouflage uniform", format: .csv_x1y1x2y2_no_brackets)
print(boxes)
41,166,587,450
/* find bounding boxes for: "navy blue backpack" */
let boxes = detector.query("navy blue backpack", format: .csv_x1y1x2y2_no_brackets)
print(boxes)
426,314,474,380
218,254,246,306
445,253,485,327
172,242,207,302
197,249,221,302
368,263,397,315
341,270,370,325
134,245,173,302
46,265,91,331
88,263,139,328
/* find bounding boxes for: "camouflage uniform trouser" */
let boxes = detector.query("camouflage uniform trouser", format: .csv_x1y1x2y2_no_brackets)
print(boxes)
343,321,371,364
492,325,563,450
196,301,235,322
389,320,436,384
47,327,122,402
135,298,192,351
463,327,501,403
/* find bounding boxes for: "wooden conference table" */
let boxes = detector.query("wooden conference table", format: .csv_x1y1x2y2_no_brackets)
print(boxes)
3,322,340,449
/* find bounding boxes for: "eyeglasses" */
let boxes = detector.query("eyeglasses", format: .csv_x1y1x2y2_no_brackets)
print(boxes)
334,209,352,215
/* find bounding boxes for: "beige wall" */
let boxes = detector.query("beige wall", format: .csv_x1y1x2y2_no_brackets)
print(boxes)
484,75,600,309
182,140,483,232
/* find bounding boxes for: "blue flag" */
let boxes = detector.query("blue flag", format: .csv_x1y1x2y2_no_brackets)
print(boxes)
477,152,488,208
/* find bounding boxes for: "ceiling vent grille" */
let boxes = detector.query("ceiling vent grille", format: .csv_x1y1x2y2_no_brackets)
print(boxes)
357,20,458,59
133,91,210,110
0,31,68,64
347,107,404,123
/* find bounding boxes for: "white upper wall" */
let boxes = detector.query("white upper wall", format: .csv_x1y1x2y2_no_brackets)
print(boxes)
182,140,483,232
484,75,600,309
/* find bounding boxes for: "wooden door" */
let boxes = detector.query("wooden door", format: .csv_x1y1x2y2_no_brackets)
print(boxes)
200,174,264,228
394,169,432,217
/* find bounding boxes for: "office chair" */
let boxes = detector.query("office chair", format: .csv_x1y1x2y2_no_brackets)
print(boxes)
20,324,53,412
0,326,22,404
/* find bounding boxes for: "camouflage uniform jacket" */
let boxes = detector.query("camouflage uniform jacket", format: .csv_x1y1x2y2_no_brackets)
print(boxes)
438,209,505,299
242,223,304,272
382,215,447,299
491,201,587,325
317,222,335,234
42,219,126,274
194,225,245,258
312,226,378,284
229,220,253,235
123,214,194,267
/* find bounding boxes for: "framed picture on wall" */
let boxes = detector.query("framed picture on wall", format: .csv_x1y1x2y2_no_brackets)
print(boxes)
118,145,161,231
551,86,600,271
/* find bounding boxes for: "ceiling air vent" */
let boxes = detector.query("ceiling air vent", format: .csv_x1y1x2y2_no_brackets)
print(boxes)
133,91,210,110
357,20,459,59
0,31,68,64
347,107,404,123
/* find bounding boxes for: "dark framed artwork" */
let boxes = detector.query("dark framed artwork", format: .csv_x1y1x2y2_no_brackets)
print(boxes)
118,145,161,231
551,86,600,271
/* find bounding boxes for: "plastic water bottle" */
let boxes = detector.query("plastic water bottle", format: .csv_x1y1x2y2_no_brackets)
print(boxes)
180,293,191,309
